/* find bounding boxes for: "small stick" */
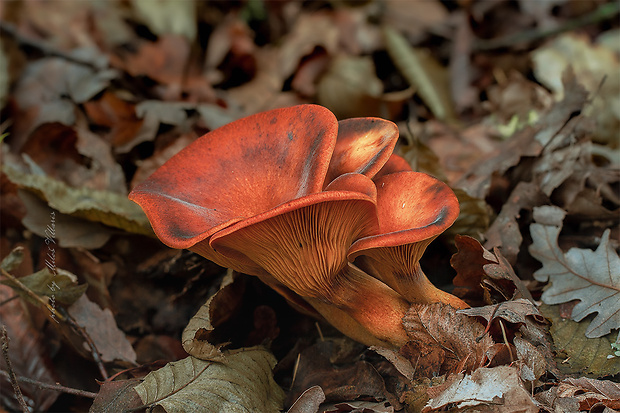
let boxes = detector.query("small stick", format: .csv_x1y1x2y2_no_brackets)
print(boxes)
498,320,514,363
0,370,97,399
315,322,324,342
2,326,30,412
59,307,109,380
289,353,301,391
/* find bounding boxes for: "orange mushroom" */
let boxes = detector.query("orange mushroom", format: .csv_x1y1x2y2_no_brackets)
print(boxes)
323,118,399,187
129,105,338,276
129,104,464,349
210,173,410,347
349,171,468,309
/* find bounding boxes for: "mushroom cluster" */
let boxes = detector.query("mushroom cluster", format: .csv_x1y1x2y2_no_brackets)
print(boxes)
129,105,467,348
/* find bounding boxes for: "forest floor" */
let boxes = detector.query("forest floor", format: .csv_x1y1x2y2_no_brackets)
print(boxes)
0,1,619,412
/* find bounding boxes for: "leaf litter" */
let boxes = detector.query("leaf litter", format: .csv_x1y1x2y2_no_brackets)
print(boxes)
0,1,619,412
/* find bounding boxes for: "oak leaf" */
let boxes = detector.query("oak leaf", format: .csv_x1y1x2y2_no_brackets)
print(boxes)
529,206,620,338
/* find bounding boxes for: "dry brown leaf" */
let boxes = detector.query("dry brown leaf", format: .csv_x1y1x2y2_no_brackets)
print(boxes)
451,235,532,304
287,385,325,413
0,285,58,411
20,190,113,249
532,32,620,145
68,294,137,364
401,303,493,377
530,205,620,338
483,181,548,264
286,340,399,410
458,298,541,328
181,270,243,360
83,91,145,151
423,366,538,412
89,378,143,413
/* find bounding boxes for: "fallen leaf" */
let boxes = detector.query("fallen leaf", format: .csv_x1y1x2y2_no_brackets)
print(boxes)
20,190,113,249
540,304,620,377
89,378,143,413
383,26,456,122
286,339,399,410
532,32,620,145
458,298,541,328
484,181,548,264
422,366,538,412
451,235,532,304
1,266,87,307
370,346,414,381
287,385,325,413
0,285,58,411
401,303,493,377
513,336,547,383
68,294,137,364
133,347,285,413
530,205,620,338
324,400,394,413
181,270,243,360
3,165,152,236
132,0,197,40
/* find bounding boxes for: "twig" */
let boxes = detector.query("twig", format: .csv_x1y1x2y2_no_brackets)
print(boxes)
0,370,97,399
58,307,109,380
2,326,30,412
0,269,109,380
0,295,20,307
473,2,620,51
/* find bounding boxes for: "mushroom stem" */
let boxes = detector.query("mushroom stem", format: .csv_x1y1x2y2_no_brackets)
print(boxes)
317,263,410,348
360,250,468,309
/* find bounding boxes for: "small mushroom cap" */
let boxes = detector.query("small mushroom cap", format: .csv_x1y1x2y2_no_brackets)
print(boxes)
129,105,338,249
374,154,412,179
210,173,379,299
348,171,460,258
324,118,399,187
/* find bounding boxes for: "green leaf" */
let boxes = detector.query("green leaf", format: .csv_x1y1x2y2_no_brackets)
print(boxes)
133,347,285,413
540,304,620,377
1,267,87,306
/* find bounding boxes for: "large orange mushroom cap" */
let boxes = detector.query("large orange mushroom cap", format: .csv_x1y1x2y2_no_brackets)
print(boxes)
348,171,467,309
324,118,399,187
129,105,338,250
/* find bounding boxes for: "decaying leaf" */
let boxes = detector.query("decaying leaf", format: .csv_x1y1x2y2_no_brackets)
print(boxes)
1,266,87,306
484,181,548,264
19,190,113,249
68,294,137,364
89,378,143,413
383,26,456,122
540,304,620,377
423,366,538,412
287,385,326,413
0,285,59,411
530,205,620,338
458,298,541,328
401,303,493,377
133,347,285,413
181,270,243,360
3,165,152,236
451,235,533,305
532,32,620,145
